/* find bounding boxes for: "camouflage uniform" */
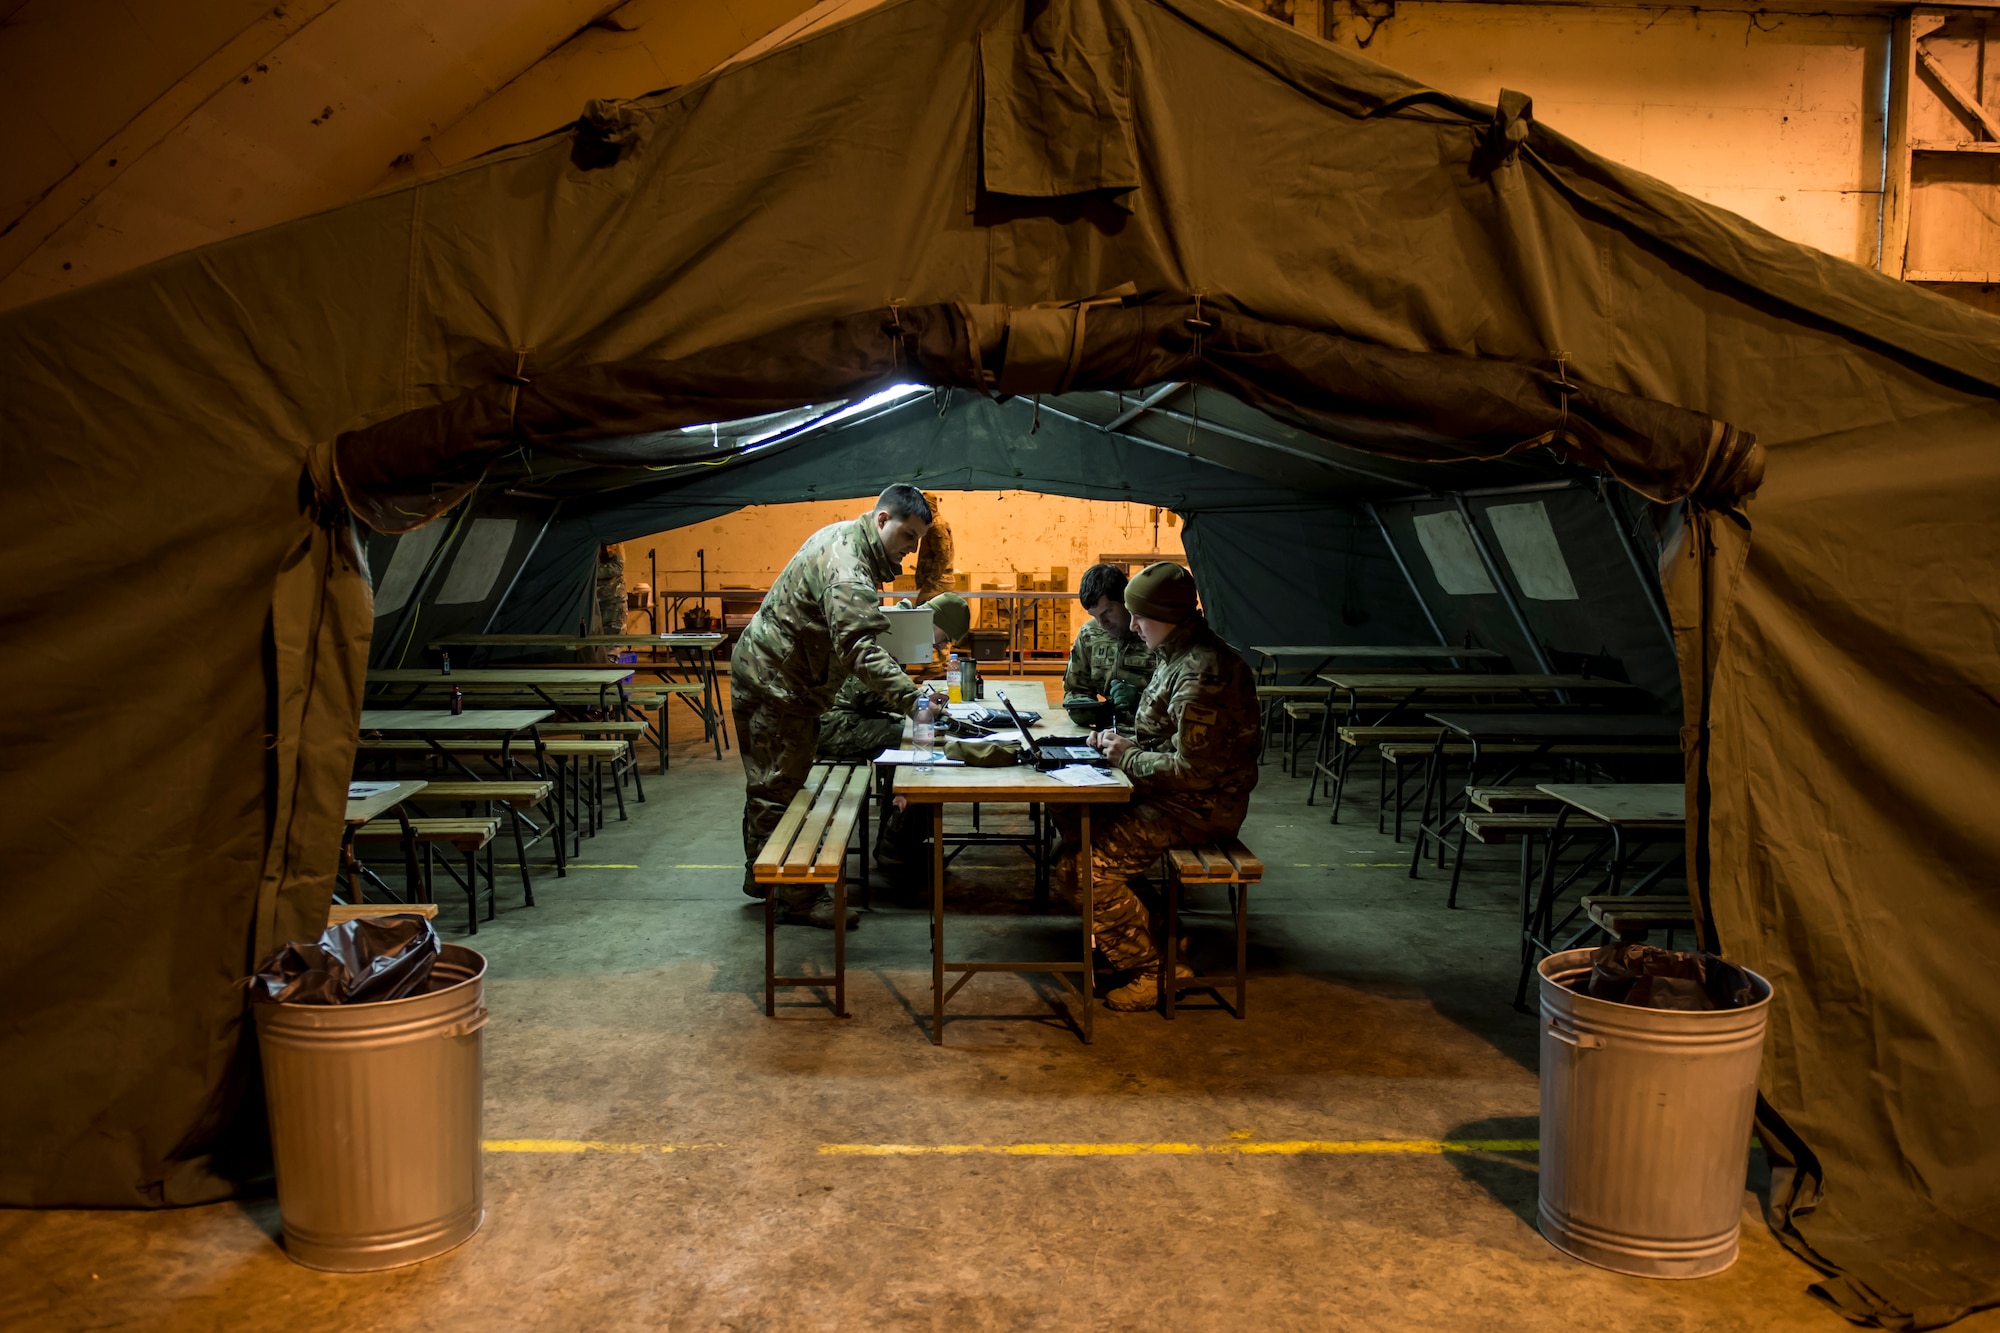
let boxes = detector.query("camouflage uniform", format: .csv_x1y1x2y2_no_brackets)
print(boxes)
815,675,906,762
1050,612,1261,969
1062,620,1159,726
914,515,954,603
732,516,916,905
594,548,626,635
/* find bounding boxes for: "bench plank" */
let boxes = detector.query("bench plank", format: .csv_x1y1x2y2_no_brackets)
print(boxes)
753,764,831,878
782,769,849,878
810,769,868,881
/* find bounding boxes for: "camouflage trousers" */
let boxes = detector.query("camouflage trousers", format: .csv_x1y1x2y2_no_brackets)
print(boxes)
733,697,824,910
1048,798,1233,971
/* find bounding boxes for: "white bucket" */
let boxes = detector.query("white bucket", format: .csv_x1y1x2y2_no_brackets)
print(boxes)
1537,947,1772,1278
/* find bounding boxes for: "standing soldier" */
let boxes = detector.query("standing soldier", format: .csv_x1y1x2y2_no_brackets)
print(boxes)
1061,563,1159,729
913,491,955,602
1051,562,1261,1011
594,544,626,635
731,485,933,928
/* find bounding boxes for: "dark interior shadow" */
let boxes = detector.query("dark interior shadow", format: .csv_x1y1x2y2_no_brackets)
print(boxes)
1444,1115,1543,1227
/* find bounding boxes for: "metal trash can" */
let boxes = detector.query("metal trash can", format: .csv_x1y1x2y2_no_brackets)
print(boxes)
255,942,488,1272
1537,947,1773,1278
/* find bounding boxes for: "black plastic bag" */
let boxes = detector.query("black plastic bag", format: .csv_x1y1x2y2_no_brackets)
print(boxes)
250,915,441,1005
1571,942,1756,1011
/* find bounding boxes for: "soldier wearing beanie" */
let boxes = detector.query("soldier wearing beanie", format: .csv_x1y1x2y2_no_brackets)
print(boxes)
1050,562,1262,1011
816,593,971,762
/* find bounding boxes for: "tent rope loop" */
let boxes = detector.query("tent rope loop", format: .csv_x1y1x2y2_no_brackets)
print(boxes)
1549,349,1577,445
504,349,531,434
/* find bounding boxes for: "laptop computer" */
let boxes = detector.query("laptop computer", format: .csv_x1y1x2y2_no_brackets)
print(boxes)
995,690,1108,768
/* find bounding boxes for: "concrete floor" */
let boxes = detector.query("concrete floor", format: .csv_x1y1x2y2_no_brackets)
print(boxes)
9,701,1992,1332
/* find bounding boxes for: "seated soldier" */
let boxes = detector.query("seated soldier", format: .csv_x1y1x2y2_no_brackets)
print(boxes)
1061,563,1159,730
816,593,972,876
815,593,972,762
1050,562,1261,1012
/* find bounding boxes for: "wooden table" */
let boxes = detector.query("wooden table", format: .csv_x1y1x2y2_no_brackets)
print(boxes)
896,761,1132,1045
429,634,730,759
368,667,632,712
341,779,427,906
1319,672,1647,724
867,680,1063,903
1252,644,1505,684
358,708,553,781
1516,783,1691,1008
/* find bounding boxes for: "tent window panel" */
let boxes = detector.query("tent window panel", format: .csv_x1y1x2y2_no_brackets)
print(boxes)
435,519,519,605
1412,510,1495,595
1486,501,1579,601
372,522,448,617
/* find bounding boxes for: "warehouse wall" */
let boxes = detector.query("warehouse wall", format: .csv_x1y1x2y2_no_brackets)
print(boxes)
617,492,1186,598
1311,0,1890,266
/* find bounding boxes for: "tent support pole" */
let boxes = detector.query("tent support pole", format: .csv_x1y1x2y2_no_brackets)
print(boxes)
1139,405,1413,489
1451,493,1554,674
1365,502,1449,648
479,500,563,641
1597,486,1676,652
385,491,480,668
1101,383,1183,432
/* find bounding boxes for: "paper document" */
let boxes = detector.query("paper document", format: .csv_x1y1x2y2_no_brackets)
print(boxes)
347,781,399,798
874,749,966,766
1050,765,1121,787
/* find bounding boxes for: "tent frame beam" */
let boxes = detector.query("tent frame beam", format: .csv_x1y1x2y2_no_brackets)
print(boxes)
1452,492,1556,674
1365,501,1450,649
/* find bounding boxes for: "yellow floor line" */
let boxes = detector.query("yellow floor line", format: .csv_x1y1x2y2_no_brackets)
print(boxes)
816,1139,1541,1157
484,1139,725,1153
481,1138,1538,1157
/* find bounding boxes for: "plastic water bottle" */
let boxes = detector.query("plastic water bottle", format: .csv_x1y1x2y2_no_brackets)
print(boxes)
946,652,962,704
440,651,451,676
913,694,935,773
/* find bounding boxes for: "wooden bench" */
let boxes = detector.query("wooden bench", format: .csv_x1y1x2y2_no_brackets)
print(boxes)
751,763,869,1018
1308,724,1446,814
327,902,440,925
1277,701,1326,776
409,780,558,896
352,816,503,933
1469,785,1564,812
1583,893,1696,944
1160,838,1265,1019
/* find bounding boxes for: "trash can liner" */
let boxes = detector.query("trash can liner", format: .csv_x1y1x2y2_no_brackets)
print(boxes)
250,915,440,1005
1570,942,1755,1012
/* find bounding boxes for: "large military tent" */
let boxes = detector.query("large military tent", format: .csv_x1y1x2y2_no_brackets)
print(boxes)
2,0,1996,1323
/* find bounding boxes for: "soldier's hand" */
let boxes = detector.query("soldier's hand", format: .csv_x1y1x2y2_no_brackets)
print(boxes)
1106,679,1140,712
1096,731,1133,764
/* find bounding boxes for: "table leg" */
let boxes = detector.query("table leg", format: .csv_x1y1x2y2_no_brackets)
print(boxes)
931,803,946,1045
1079,805,1094,1043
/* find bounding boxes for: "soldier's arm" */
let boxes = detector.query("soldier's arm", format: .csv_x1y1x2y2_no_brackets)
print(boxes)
1062,633,1098,701
1114,669,1239,790
826,580,922,713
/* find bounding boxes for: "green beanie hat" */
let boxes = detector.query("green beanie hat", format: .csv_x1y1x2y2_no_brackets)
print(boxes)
1123,562,1197,623
923,592,972,644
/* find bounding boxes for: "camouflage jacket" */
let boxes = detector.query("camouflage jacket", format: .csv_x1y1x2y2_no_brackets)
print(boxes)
914,518,954,601
732,516,918,715
1062,620,1159,721
1112,613,1260,829
815,675,907,761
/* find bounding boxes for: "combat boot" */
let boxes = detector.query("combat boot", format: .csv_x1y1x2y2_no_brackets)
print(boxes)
789,892,859,931
1104,961,1193,1012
